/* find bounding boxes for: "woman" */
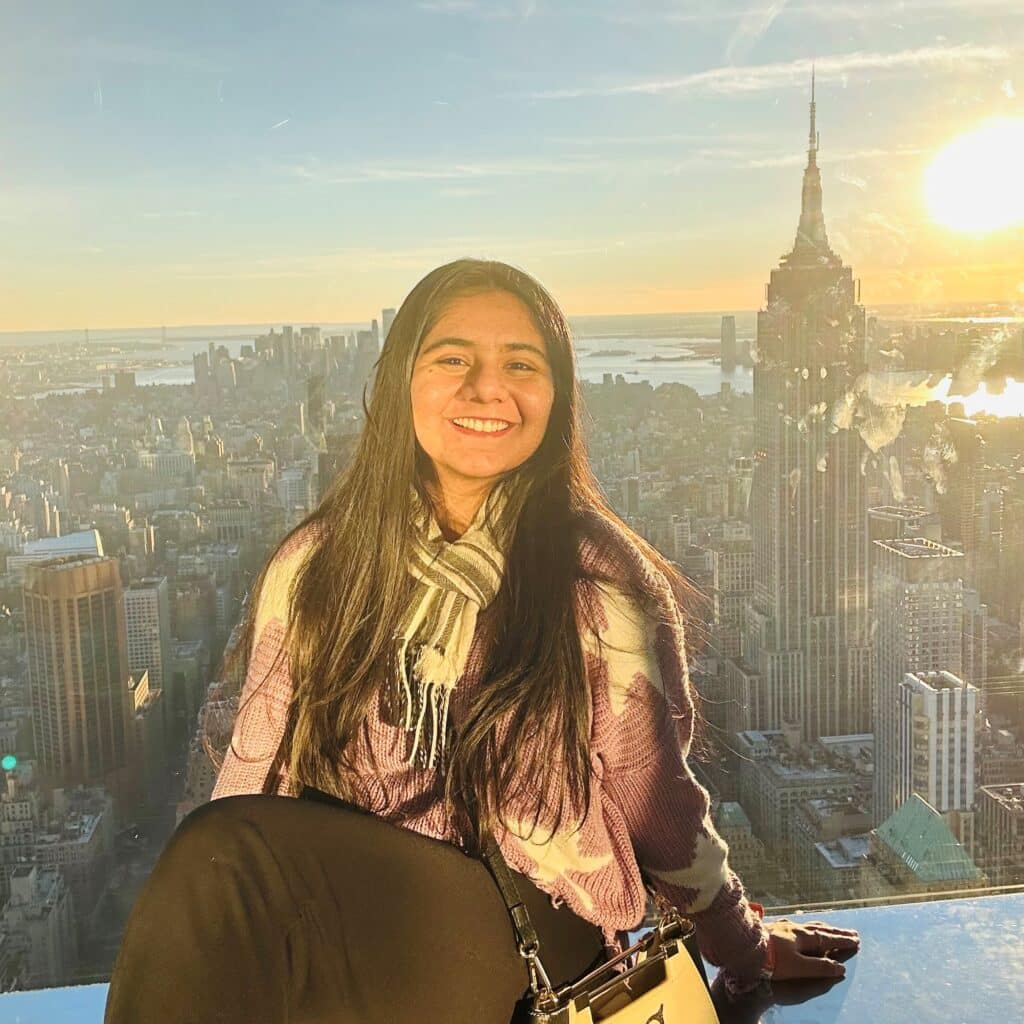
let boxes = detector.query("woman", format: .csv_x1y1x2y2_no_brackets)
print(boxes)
104,259,858,1023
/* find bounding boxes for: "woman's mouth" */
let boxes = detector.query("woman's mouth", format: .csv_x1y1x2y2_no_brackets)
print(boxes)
448,418,515,438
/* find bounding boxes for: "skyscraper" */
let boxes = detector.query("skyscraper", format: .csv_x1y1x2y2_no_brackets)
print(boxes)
721,315,737,372
24,556,139,814
280,325,296,400
382,307,396,341
733,73,873,742
123,578,171,691
898,669,977,815
306,374,325,437
872,538,965,823
124,577,173,745
936,416,1004,597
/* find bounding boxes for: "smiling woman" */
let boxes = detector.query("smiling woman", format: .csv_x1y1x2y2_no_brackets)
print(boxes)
93,255,870,1024
923,117,1024,233
410,289,556,540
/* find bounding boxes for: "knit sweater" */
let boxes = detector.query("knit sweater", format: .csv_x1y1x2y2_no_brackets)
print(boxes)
210,517,770,995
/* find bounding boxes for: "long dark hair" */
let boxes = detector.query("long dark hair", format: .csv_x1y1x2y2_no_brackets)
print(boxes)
204,258,709,851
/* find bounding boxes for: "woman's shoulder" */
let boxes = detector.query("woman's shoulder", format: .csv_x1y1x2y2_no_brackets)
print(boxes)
574,508,665,606
575,508,636,577
253,520,323,642
573,512,660,640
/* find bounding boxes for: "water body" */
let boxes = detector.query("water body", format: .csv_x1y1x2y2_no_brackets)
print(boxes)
10,314,757,398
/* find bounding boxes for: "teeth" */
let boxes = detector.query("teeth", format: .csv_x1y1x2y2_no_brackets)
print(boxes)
452,418,511,433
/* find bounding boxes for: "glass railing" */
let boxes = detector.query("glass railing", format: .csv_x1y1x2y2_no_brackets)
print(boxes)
7,890,1023,1022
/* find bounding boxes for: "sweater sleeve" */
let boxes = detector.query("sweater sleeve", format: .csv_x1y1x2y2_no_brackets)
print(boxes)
210,538,312,801
590,581,769,997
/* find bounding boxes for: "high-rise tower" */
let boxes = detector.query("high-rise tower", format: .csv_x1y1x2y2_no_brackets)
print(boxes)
731,74,873,741
24,555,140,814
873,539,965,822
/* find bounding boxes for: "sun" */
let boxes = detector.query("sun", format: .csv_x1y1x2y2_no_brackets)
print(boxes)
923,118,1024,233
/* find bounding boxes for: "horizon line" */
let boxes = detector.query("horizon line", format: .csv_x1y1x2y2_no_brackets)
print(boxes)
2,298,1018,339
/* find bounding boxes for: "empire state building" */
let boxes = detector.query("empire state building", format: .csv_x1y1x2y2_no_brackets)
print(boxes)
728,76,873,742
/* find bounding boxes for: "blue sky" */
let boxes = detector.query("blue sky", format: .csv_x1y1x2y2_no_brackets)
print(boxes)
2,1,1023,329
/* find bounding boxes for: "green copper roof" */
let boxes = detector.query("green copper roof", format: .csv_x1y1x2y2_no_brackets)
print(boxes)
715,801,752,830
876,794,981,883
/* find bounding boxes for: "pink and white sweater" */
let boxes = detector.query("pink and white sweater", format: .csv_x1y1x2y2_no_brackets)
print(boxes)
210,520,770,994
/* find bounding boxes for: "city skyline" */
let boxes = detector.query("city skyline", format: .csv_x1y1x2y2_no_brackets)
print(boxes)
3,2,1024,330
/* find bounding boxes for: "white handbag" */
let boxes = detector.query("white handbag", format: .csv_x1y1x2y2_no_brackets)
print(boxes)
479,830,722,1024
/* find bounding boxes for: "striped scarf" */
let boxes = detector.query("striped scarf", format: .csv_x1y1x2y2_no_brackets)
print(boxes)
389,479,511,771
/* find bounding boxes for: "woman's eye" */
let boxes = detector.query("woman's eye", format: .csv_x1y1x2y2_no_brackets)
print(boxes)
438,357,534,372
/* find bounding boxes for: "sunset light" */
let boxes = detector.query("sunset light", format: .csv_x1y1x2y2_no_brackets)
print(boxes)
924,118,1024,233
933,375,1024,417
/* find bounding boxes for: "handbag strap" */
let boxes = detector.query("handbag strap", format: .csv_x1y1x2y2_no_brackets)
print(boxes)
479,829,557,997
470,804,555,999
479,829,543,960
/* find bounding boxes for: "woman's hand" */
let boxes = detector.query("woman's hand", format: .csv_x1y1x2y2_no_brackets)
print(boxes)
765,918,860,981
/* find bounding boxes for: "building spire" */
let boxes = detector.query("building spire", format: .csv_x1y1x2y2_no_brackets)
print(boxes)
785,63,835,265
808,62,817,164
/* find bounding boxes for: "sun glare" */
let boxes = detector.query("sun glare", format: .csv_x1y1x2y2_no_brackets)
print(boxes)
923,118,1024,233
933,375,1024,418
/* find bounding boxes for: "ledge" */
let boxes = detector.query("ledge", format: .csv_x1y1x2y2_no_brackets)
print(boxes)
715,890,1024,1023
3,892,1022,1022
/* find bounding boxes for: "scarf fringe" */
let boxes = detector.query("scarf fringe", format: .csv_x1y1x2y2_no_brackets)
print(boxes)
392,482,507,770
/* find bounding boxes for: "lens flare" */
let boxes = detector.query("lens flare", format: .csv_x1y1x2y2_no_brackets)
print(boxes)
924,118,1024,233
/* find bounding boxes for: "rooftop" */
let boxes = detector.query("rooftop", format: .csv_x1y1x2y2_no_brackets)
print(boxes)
19,530,104,557
876,794,982,883
979,783,1024,813
715,801,752,830
868,505,930,520
816,832,871,869
872,537,963,559
903,669,976,694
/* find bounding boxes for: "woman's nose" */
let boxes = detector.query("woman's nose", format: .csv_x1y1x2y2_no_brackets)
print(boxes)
460,360,506,396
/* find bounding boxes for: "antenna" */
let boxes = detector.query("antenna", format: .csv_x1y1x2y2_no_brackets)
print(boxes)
808,62,818,157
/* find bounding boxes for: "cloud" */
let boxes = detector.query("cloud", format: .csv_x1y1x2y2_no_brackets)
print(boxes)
50,37,226,74
838,170,868,190
803,0,1024,19
725,2,790,64
606,0,1024,26
279,155,603,184
416,0,538,18
274,140,923,190
743,145,925,168
162,227,710,280
141,210,201,220
416,0,481,11
270,119,291,130
522,44,1010,100
438,186,495,196
543,130,771,147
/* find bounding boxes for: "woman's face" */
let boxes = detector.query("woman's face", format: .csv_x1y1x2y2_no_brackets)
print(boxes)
411,289,555,503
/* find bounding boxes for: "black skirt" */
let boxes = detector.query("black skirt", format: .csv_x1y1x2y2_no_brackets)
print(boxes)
104,788,607,1024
